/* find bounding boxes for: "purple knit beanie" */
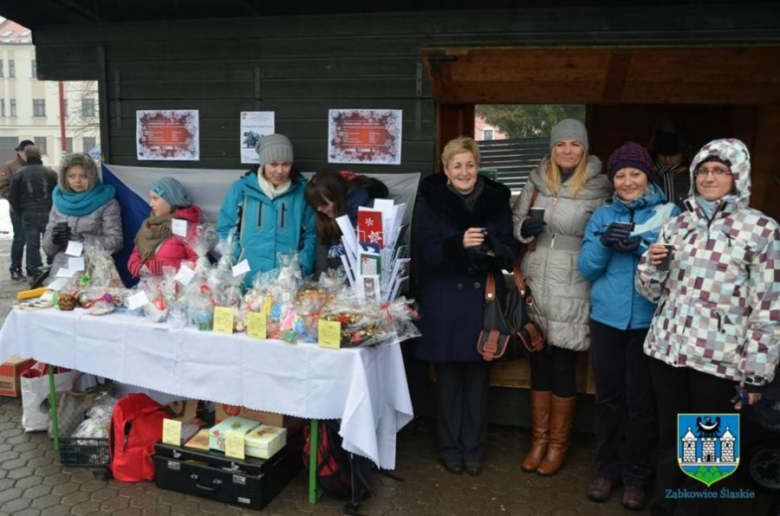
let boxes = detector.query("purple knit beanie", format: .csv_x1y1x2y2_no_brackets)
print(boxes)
607,142,656,183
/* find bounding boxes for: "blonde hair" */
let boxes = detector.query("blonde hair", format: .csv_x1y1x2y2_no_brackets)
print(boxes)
59,153,99,192
441,136,480,170
546,154,590,198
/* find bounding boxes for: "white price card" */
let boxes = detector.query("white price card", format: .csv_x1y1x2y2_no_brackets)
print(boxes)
232,260,251,277
47,278,69,291
65,241,84,257
68,257,86,272
175,264,196,285
55,268,75,278
172,219,188,237
127,291,151,310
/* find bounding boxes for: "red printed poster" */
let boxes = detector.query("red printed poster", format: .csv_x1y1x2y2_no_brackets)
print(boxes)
136,110,200,161
328,109,402,165
357,209,385,248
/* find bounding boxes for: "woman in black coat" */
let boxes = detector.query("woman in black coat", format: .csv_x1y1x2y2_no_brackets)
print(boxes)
415,136,518,476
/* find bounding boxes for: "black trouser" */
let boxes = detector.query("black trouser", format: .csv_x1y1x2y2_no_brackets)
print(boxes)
530,345,578,397
435,361,492,464
590,320,656,488
649,359,760,516
21,210,51,271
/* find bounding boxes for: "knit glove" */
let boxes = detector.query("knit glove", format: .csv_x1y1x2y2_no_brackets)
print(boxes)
520,218,544,239
143,259,165,275
599,222,631,247
612,235,642,253
51,227,71,247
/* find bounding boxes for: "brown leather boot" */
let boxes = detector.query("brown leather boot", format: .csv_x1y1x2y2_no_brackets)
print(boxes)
536,395,575,476
521,391,551,472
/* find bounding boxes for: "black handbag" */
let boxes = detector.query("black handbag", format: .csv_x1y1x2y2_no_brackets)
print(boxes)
476,262,545,362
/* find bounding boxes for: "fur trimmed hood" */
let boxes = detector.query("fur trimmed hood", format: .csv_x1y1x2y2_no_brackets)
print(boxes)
420,173,511,231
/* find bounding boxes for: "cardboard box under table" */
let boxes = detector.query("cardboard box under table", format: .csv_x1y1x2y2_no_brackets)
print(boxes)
0,357,35,397
245,425,287,460
154,436,302,512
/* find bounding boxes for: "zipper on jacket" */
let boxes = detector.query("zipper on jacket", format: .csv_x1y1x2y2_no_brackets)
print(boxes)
541,194,560,298
280,202,287,229
257,202,263,227
716,312,723,333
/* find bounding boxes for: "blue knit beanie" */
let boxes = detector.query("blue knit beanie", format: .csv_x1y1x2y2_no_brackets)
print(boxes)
151,177,192,209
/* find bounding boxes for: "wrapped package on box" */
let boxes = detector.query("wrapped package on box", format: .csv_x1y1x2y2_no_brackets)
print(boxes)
215,404,305,432
245,425,287,460
209,416,259,452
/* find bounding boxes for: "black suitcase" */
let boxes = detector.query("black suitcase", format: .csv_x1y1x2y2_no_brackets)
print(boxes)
154,434,302,511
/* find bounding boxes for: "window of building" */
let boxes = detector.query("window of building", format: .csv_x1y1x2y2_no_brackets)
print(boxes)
83,137,97,153
10,99,17,117
31,60,36,78
0,100,4,117
483,129,494,141
65,137,73,155
82,98,96,118
33,99,46,117
34,137,47,155
0,60,4,77
9,60,15,78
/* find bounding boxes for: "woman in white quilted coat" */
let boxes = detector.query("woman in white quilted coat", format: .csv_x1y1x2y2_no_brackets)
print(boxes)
636,138,780,516
512,119,612,476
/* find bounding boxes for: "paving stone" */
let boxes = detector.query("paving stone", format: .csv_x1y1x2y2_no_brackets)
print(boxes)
68,471,97,484
128,493,158,509
2,495,32,512
169,500,201,515
26,456,55,469
6,434,30,445
0,486,23,503
42,472,71,486
14,442,40,453
141,507,172,516
0,477,14,490
71,500,101,515
0,468,7,479
33,465,61,477
79,480,108,493
155,492,185,505
0,457,27,470
30,493,63,510
19,449,47,461
42,505,72,516
89,487,118,503
191,499,225,514
114,509,143,516
8,466,36,480
117,485,146,498
51,481,80,496
100,496,130,512
61,490,91,506
14,508,43,516
22,482,52,498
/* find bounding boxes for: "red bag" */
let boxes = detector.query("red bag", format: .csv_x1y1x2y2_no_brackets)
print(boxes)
109,393,167,482
302,420,353,498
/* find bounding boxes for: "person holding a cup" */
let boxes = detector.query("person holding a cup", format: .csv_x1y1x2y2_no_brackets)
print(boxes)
636,139,780,516
578,142,679,510
512,119,612,476
42,153,123,280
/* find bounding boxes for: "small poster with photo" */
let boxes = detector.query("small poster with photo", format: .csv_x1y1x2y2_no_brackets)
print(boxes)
240,112,275,164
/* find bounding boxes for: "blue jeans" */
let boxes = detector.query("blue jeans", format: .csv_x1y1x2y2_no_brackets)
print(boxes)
21,210,51,272
10,210,26,273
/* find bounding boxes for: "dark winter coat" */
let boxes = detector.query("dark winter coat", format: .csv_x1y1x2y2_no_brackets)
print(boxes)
415,174,518,363
8,161,57,214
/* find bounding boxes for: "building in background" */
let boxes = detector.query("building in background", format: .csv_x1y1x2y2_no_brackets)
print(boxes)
474,116,507,141
0,19,99,168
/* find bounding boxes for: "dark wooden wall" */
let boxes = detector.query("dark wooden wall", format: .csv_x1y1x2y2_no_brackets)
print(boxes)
30,4,780,176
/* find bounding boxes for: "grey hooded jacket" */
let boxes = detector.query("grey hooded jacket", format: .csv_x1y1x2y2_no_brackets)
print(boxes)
512,156,612,351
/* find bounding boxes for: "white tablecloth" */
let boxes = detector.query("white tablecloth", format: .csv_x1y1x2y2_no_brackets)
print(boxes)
0,308,414,469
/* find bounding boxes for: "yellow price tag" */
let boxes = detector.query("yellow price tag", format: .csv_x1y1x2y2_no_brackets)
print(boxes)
224,429,245,459
247,312,267,340
213,306,235,335
261,295,273,318
162,419,183,446
318,320,341,350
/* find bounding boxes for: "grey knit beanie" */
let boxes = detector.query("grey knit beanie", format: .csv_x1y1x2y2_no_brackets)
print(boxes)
256,134,294,167
550,119,589,151
151,177,192,209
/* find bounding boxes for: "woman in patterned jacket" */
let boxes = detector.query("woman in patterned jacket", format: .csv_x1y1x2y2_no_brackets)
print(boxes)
636,138,780,516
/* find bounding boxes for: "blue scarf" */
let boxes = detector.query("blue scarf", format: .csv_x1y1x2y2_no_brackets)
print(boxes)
696,196,718,220
53,183,116,217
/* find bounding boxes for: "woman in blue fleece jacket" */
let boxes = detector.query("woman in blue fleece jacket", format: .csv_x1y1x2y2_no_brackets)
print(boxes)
578,142,679,510
217,134,316,284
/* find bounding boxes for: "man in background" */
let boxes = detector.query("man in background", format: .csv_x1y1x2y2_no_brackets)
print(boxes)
0,139,33,281
8,145,57,285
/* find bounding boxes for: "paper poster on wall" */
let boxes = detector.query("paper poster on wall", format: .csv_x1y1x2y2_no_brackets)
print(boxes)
328,109,402,165
136,110,200,161
240,112,276,164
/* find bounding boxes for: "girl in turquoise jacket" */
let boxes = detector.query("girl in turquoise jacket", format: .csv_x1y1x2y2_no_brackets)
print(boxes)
577,142,679,510
217,134,316,284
